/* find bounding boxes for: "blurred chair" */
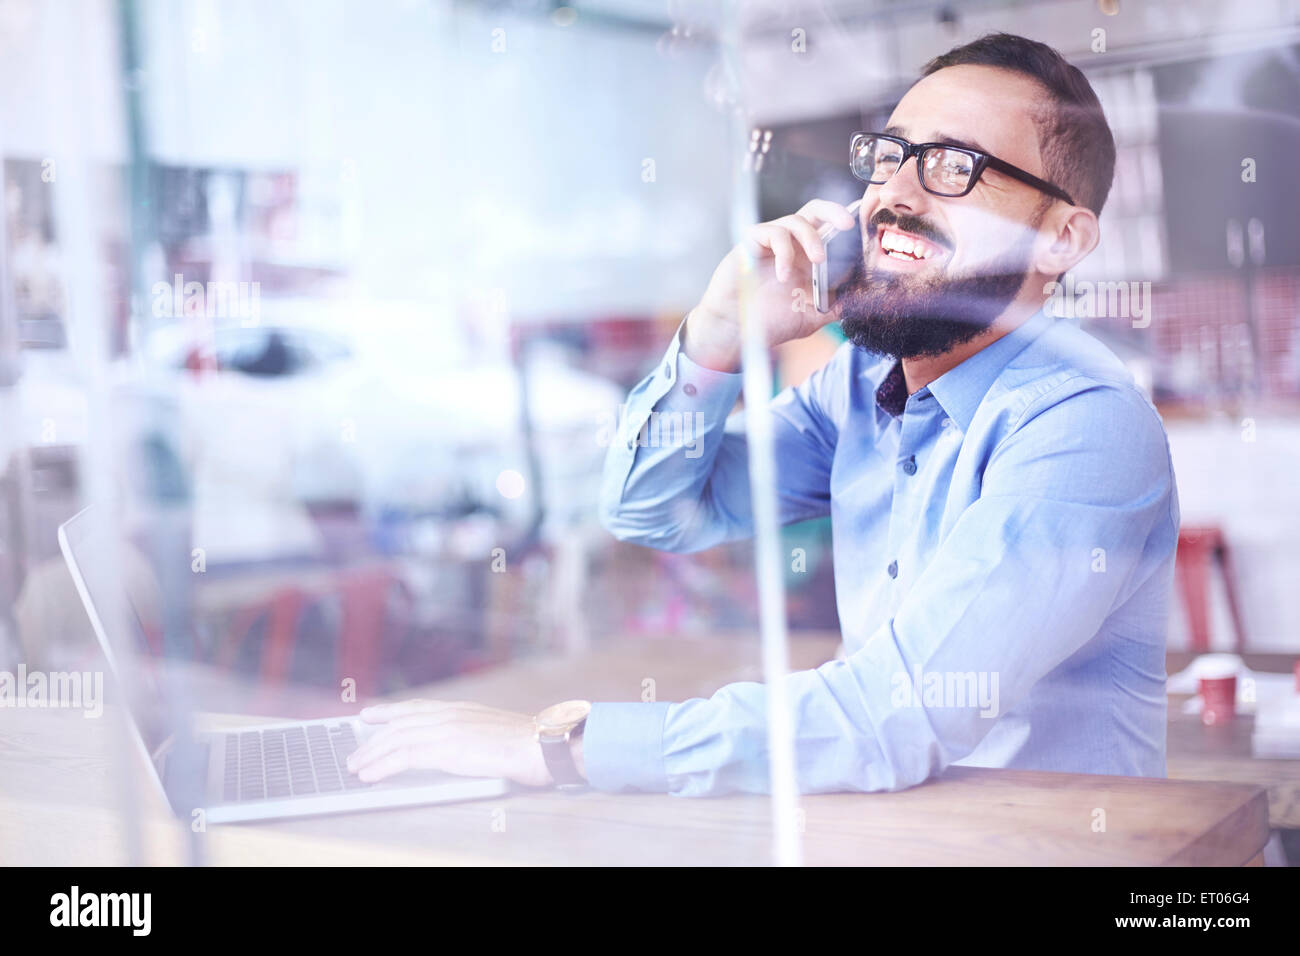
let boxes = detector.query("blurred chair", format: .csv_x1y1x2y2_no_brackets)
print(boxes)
1175,524,1247,652
219,562,407,694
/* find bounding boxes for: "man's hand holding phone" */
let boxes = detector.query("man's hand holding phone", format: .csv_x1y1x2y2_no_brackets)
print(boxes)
682,198,861,372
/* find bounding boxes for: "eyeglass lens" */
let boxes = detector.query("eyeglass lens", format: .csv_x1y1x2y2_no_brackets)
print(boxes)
852,136,975,197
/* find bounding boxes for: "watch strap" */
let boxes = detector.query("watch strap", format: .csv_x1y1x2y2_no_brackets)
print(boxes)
538,719,586,788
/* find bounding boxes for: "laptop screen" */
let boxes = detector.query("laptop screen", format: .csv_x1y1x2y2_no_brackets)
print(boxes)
58,507,175,760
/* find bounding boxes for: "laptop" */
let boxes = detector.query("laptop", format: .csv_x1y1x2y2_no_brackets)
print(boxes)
58,507,510,824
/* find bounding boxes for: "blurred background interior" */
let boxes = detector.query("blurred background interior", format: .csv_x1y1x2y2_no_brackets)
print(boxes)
1,0,1298,716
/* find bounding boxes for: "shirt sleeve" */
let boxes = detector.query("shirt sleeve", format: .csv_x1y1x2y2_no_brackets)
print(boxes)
597,318,843,554
584,378,1178,795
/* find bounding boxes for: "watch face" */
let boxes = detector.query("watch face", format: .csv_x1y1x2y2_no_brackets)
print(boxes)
536,699,591,733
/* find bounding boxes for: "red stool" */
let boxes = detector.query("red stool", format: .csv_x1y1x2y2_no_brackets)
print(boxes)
219,564,406,694
1175,525,1247,652
220,585,307,680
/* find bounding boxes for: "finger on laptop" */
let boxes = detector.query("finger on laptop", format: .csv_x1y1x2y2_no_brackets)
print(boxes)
353,746,416,782
348,723,443,775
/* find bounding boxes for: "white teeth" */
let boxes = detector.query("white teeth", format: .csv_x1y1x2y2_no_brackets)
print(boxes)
881,229,936,260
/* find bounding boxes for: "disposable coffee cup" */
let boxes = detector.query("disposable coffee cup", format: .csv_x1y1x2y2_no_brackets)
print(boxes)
1199,674,1237,725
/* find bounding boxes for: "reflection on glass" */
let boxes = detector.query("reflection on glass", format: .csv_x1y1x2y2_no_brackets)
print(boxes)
2,0,1298,870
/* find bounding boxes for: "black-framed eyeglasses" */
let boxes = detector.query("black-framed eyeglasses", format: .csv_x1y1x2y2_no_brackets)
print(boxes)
850,132,1076,206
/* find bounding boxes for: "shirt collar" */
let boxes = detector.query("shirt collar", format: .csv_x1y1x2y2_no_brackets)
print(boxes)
907,307,1055,431
873,360,909,418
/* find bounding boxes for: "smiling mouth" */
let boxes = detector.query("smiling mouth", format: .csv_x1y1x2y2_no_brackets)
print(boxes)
876,227,949,263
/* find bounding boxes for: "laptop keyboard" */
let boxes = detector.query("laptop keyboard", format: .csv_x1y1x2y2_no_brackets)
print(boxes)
222,722,371,802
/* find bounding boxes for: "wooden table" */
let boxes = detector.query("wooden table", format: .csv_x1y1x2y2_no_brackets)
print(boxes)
0,636,1271,866
417,637,1300,830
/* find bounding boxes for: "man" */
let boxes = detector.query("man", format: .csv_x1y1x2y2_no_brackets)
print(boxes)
348,33,1179,796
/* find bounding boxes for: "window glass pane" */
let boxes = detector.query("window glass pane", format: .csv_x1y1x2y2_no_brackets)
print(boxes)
5,0,1299,873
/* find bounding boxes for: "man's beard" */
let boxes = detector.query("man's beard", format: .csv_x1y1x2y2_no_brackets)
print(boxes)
836,214,1036,360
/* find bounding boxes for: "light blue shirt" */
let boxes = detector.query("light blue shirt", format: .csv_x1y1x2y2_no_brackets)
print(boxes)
586,307,1180,795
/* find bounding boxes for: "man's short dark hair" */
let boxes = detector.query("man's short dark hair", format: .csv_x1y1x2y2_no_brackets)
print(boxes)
921,32,1115,216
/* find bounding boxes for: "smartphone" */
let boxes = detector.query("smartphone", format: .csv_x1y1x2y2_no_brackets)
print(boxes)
813,199,862,314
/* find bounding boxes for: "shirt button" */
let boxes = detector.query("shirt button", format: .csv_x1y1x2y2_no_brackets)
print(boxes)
663,362,673,380
901,456,917,475
941,418,953,428
887,560,898,579
683,383,697,397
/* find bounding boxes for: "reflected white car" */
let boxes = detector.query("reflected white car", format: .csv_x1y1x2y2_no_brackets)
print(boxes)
125,304,624,561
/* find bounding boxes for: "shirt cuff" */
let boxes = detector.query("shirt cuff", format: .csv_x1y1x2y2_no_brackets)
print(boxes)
654,318,744,416
582,701,672,793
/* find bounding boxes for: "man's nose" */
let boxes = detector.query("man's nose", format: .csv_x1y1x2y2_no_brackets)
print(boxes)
872,156,930,217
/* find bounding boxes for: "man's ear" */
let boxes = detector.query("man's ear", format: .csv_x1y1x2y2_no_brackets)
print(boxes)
1034,205,1100,277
